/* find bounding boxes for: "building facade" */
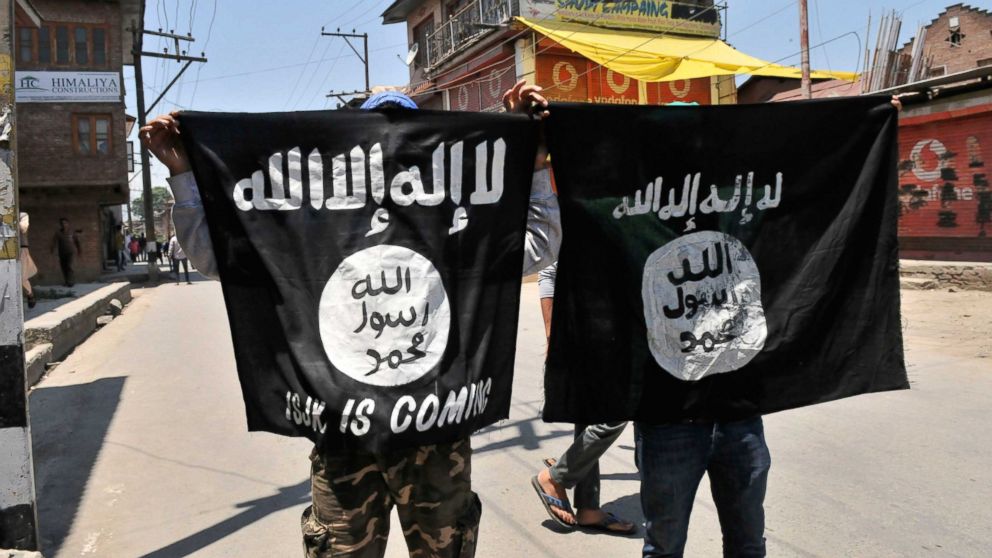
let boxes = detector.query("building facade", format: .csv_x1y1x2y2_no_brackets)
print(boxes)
897,3,992,81
14,0,140,284
894,4,992,260
734,4,992,262
382,0,735,112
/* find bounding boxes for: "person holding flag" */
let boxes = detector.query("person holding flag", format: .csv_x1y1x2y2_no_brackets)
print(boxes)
141,88,560,558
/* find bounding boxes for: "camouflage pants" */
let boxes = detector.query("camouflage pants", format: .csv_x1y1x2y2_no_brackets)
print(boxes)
302,438,480,558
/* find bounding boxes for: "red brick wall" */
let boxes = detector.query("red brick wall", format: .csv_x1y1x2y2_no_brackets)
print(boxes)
20,186,124,284
897,104,992,261
17,102,129,186
21,0,124,70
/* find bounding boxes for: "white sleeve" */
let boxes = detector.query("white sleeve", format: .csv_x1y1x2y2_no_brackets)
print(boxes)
537,261,557,299
521,168,562,277
167,172,220,281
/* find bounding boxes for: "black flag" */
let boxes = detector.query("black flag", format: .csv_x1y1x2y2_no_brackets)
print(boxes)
542,98,908,425
179,110,538,451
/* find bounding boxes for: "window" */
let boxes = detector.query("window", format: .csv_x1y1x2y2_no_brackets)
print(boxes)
948,30,964,47
18,28,33,63
74,28,88,64
56,26,69,64
73,115,112,155
412,18,434,68
92,28,106,65
38,27,50,63
926,66,946,78
15,23,109,66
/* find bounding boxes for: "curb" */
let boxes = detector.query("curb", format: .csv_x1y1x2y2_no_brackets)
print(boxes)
24,282,132,387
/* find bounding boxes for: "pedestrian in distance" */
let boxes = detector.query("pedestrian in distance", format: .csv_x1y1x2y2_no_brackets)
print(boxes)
129,236,141,267
20,212,37,308
114,224,126,271
168,234,191,285
51,217,80,287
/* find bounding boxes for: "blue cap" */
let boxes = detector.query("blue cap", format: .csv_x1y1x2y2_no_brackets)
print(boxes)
360,91,418,110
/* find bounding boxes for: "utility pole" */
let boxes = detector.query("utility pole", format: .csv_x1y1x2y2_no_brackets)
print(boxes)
321,28,370,101
131,24,206,280
0,0,40,551
798,0,812,99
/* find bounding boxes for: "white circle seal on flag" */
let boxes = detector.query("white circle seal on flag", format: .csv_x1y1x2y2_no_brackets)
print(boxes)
319,245,451,387
642,231,767,382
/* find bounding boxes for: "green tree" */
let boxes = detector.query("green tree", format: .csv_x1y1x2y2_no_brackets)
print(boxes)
131,186,174,220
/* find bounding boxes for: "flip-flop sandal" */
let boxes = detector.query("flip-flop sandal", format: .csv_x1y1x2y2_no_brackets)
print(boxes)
530,475,576,529
577,512,637,535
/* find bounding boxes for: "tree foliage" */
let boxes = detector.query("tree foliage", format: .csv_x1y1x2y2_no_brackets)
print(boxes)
131,186,174,220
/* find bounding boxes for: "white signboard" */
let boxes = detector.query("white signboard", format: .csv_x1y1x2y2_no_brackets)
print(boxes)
15,71,121,103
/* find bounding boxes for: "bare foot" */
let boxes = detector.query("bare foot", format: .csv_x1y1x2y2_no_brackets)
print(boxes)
537,468,576,525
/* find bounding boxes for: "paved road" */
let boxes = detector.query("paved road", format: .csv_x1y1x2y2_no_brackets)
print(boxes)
29,279,992,557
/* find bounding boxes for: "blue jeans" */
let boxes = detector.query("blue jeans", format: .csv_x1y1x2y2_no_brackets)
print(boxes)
635,417,770,558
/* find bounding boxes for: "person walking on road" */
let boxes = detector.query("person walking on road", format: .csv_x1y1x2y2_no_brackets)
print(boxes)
168,234,191,284
51,217,80,287
530,261,635,535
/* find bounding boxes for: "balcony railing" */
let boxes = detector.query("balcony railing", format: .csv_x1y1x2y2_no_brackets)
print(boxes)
426,0,513,70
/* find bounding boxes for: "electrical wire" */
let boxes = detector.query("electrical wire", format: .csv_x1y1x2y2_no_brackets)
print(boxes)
177,42,409,86
306,42,349,110
339,0,392,30
291,38,337,110
284,35,323,109
187,0,216,107
812,0,834,75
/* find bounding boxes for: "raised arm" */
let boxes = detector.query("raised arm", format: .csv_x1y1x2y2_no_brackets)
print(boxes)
503,80,561,276
141,113,220,281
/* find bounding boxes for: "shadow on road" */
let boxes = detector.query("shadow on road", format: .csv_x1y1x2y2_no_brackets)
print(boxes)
138,479,311,558
30,376,126,555
472,416,574,454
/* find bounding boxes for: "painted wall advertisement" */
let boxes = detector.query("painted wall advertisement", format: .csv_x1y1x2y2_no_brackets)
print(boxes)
15,71,121,103
520,0,721,38
535,51,711,105
897,107,991,239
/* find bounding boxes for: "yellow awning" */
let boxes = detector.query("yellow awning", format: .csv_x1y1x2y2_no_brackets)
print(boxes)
518,17,857,83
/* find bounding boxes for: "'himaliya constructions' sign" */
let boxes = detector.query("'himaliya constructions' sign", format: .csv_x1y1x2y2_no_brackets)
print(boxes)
15,71,121,102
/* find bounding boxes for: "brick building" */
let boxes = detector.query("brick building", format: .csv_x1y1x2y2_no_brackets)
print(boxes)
14,0,141,284
897,4,992,80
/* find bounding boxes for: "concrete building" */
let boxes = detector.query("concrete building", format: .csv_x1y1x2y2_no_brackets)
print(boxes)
381,0,736,111
14,0,141,284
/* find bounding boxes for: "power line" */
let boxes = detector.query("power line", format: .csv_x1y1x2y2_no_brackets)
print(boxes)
322,2,366,30
175,43,406,85
188,0,217,107
308,42,349,109
284,35,323,109
339,0,391,29
812,0,833,74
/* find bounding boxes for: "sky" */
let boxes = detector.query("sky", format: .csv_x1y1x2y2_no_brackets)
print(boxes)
125,0,964,193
